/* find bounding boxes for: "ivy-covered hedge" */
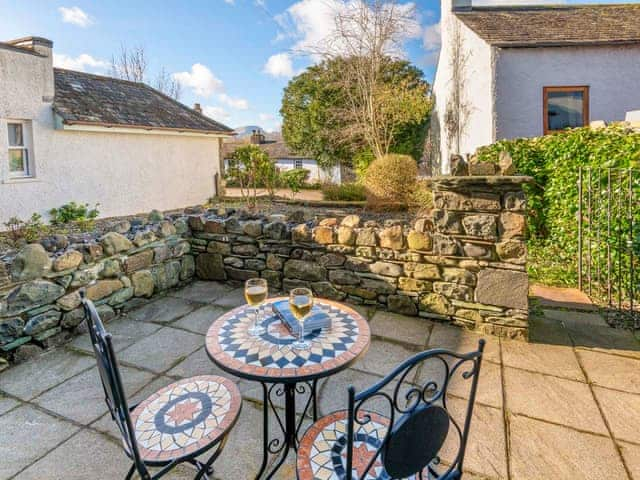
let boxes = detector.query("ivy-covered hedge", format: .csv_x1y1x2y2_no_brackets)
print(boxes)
476,126,640,286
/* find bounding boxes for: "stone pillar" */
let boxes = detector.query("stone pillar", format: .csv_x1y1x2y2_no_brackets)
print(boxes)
430,175,532,340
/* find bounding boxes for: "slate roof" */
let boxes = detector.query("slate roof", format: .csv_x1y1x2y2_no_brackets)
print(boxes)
222,138,311,160
456,4,640,47
53,68,233,134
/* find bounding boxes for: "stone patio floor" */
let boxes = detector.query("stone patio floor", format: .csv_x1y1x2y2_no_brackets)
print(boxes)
1,281,640,479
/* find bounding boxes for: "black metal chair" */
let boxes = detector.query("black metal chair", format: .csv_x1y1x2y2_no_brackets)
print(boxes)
81,294,242,480
297,340,485,480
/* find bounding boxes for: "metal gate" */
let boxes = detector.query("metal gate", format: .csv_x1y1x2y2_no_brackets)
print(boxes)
578,167,640,328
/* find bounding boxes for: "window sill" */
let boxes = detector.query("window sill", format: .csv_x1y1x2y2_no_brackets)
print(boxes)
2,176,40,184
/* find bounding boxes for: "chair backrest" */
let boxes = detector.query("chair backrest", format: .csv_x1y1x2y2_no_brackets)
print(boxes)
345,340,485,480
82,294,149,477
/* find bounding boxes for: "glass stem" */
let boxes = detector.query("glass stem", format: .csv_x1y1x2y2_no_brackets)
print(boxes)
299,318,303,344
254,306,259,330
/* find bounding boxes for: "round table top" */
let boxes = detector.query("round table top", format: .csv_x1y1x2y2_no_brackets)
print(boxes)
205,297,371,383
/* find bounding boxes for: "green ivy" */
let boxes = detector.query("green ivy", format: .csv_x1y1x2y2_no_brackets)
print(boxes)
478,125,640,288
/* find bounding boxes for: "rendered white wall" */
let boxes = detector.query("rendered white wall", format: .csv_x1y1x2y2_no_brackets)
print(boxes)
275,159,341,184
495,45,640,140
0,44,222,224
432,0,495,173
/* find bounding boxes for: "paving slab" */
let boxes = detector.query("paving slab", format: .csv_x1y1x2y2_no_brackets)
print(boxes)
542,308,608,327
530,284,597,311
620,442,640,480
69,317,162,353
33,365,153,425
0,405,79,479
166,346,253,394
170,280,233,303
0,392,20,416
211,287,246,309
127,296,200,324
427,323,500,364
528,314,573,346
569,325,640,359
417,357,503,409
509,414,627,480
118,326,204,373
204,400,297,480
442,398,508,479
14,430,131,480
504,367,607,434
501,339,584,381
0,349,94,400
593,386,640,444
171,304,228,335
578,350,640,394
352,338,419,378
315,367,392,416
369,310,433,346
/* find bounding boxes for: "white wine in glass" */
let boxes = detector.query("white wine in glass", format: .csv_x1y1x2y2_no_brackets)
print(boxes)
290,288,313,350
245,278,268,336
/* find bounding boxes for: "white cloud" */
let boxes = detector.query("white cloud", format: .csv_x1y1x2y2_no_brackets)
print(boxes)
58,6,93,27
203,105,230,120
274,0,421,61
259,113,275,122
218,93,249,110
423,22,441,51
422,21,441,65
263,52,294,78
173,63,224,98
224,0,235,4
53,53,109,72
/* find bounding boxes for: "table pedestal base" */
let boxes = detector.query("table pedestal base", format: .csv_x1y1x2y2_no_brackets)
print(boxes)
255,380,318,480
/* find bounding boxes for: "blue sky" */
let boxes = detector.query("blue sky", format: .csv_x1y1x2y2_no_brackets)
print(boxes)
0,0,634,131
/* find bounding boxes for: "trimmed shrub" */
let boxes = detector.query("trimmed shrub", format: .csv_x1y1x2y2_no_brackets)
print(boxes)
363,154,418,209
322,182,366,201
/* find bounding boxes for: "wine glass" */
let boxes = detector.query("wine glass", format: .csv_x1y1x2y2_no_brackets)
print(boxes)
289,288,314,350
245,278,268,336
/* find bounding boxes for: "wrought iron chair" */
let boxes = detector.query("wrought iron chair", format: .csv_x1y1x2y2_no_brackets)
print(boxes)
297,340,485,480
81,294,242,480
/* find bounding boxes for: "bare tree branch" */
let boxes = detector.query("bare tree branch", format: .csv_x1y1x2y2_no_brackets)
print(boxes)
110,45,182,100
111,44,147,82
155,67,182,101
298,0,425,159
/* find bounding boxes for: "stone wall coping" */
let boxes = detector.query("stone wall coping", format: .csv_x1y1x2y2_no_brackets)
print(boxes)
428,176,534,189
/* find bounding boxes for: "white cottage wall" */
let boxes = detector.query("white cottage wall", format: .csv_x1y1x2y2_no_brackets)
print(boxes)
0,42,223,224
495,45,640,139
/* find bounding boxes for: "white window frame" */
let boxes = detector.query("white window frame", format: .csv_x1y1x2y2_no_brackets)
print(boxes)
294,158,303,169
7,121,33,178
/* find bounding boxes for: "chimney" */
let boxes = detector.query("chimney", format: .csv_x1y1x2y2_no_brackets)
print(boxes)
7,36,53,57
250,129,265,145
193,103,202,114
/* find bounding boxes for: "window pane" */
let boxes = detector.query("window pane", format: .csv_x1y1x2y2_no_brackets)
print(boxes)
8,123,24,147
9,149,27,173
547,91,584,130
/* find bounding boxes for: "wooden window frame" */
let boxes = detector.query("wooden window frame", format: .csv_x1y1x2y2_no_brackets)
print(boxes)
7,121,32,178
543,86,590,135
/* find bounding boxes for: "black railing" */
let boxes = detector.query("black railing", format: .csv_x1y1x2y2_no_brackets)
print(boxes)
578,167,640,328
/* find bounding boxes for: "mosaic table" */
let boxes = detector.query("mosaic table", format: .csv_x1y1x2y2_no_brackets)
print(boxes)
205,297,371,480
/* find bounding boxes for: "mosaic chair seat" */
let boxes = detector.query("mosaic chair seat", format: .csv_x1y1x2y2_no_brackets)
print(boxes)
297,341,485,480
82,296,241,480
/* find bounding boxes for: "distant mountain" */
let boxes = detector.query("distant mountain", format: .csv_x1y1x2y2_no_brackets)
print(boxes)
232,125,281,142
233,125,264,138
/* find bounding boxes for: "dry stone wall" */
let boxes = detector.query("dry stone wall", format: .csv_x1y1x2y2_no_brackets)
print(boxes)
0,175,531,370
190,176,531,341
0,216,195,367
